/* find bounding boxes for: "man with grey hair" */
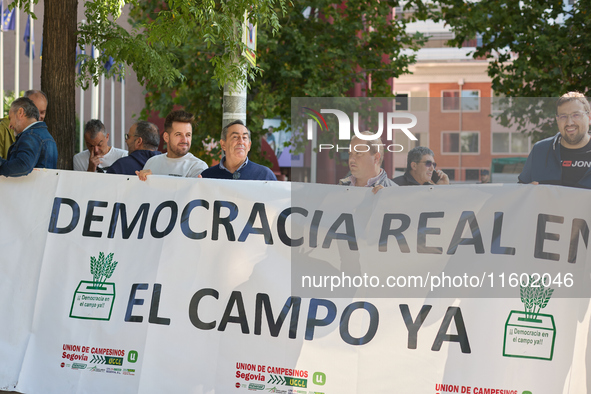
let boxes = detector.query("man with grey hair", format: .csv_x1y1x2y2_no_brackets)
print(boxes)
519,91,591,188
25,90,48,122
201,119,276,180
393,146,449,186
107,121,162,175
0,97,57,177
73,119,127,172
0,90,48,159
339,131,396,189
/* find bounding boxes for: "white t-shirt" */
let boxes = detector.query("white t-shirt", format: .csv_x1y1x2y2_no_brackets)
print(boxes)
73,147,128,172
142,152,207,178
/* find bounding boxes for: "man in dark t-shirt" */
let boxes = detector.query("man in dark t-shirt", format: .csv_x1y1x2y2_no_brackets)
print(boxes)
519,92,591,188
560,139,591,187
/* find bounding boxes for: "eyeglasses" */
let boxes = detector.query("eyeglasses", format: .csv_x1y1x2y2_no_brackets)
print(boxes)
556,111,589,122
125,133,135,140
417,160,436,168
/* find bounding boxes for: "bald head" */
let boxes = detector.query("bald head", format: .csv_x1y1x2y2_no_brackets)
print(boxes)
24,90,47,122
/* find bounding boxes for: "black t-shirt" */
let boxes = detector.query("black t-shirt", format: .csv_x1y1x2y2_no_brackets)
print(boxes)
560,138,591,187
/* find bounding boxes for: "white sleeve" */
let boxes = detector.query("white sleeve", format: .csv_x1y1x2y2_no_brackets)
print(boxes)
142,156,157,171
187,159,208,178
73,152,88,171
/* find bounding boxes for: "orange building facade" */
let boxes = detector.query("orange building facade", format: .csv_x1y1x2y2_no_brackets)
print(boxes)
393,61,531,182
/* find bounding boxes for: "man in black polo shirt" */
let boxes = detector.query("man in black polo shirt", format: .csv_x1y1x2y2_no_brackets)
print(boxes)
519,92,591,188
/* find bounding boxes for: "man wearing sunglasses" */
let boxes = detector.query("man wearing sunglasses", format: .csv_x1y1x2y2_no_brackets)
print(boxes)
393,146,449,186
107,121,162,175
519,92,591,188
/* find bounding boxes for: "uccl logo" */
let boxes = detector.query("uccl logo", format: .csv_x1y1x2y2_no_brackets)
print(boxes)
302,107,417,153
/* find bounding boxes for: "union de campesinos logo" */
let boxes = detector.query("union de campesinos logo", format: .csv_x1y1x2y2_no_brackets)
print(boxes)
70,252,118,321
301,107,417,153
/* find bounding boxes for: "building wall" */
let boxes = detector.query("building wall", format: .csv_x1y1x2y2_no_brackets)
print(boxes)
429,81,493,180
392,16,530,182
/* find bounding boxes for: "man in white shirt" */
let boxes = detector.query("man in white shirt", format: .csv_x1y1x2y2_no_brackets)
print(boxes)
137,110,207,180
73,119,127,172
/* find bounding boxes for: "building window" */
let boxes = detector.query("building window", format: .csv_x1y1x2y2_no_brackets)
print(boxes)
465,169,481,181
491,92,512,114
395,93,409,111
443,169,455,181
395,131,428,151
442,90,480,112
442,132,480,154
462,35,483,47
492,132,530,154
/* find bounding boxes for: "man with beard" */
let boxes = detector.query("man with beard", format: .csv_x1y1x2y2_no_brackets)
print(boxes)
519,92,591,188
137,110,207,180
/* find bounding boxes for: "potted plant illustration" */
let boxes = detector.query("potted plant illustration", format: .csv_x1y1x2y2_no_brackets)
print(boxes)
70,252,118,321
503,275,556,360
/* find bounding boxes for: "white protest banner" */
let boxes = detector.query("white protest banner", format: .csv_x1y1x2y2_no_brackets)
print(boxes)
0,169,590,393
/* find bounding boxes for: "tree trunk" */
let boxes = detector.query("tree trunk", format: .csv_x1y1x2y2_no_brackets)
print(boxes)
41,0,78,170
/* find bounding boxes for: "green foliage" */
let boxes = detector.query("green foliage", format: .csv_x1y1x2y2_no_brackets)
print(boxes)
520,275,554,321
432,0,591,141
89,252,118,289
3,91,25,115
77,0,182,89
132,0,426,162
13,0,285,92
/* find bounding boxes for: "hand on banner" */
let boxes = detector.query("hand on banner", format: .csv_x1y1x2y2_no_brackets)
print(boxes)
136,169,152,181
87,150,104,172
372,185,384,194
